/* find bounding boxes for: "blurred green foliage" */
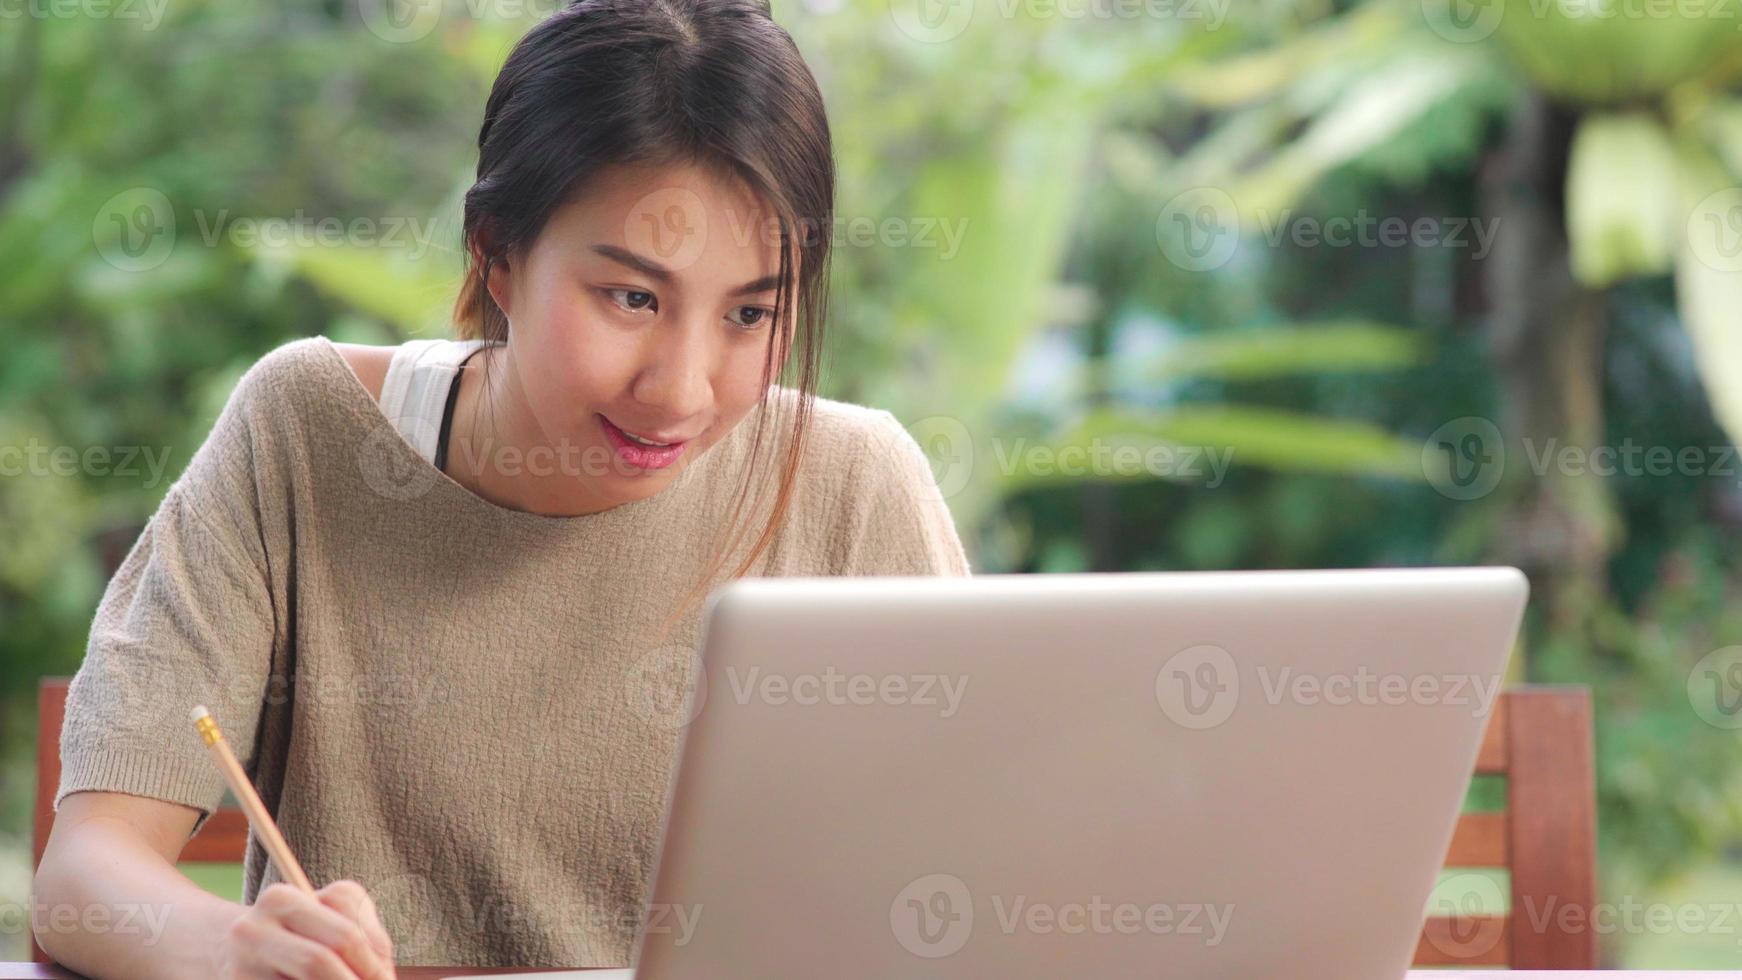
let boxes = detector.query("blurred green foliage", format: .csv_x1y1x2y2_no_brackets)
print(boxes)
3,0,1741,967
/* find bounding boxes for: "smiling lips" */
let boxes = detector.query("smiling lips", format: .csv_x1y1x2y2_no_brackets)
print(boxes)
598,414,688,470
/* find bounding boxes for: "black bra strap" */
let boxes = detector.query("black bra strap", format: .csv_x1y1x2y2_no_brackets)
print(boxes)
433,347,485,474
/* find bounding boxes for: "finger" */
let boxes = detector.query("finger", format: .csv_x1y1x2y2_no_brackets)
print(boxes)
246,921,360,980
275,894,393,980
319,881,396,975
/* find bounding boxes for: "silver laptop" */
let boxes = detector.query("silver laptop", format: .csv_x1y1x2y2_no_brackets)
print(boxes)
555,567,1527,979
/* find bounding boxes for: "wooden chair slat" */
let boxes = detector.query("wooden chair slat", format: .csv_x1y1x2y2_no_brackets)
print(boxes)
1474,695,1509,774
1504,687,1598,969
180,809,253,863
1415,915,1511,966
1417,686,1596,969
1443,810,1508,867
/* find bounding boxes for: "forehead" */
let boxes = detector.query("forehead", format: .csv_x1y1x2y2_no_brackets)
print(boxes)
541,159,788,285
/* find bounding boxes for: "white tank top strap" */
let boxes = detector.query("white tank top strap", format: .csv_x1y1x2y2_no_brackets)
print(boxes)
377,338,497,465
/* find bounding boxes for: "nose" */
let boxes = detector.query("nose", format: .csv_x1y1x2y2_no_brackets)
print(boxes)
630,315,715,425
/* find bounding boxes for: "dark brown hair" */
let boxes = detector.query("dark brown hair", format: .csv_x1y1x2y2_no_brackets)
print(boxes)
452,0,834,640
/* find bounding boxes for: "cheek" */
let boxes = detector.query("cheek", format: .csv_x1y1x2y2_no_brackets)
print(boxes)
517,309,636,429
715,339,775,418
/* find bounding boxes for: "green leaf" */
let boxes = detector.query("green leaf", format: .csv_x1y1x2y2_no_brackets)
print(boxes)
1136,320,1427,383
1671,142,1742,449
245,232,459,336
1000,405,1424,491
1167,3,1400,109
1227,48,1479,219
1493,0,1739,104
1566,112,1679,287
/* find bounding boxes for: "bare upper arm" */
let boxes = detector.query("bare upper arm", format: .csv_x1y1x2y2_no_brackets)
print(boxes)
331,342,395,404
48,790,204,865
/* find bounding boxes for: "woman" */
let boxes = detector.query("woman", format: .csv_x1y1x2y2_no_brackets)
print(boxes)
32,2,970,977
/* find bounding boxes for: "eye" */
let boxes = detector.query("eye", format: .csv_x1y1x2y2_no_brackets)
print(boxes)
605,288,657,314
727,306,774,330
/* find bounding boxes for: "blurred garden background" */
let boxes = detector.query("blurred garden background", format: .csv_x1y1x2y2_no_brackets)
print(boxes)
3,0,1742,967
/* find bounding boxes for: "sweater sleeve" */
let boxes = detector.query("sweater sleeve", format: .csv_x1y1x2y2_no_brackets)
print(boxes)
56,354,280,837
838,409,973,577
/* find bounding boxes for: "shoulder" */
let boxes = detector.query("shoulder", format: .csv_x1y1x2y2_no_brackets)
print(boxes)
228,336,391,411
228,336,348,405
777,389,936,497
760,388,971,576
328,342,395,403
765,388,964,531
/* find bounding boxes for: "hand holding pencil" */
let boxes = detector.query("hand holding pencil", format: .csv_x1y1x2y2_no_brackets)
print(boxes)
192,705,400,980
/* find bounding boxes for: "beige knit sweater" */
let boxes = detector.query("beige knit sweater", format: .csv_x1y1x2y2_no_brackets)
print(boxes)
56,336,971,967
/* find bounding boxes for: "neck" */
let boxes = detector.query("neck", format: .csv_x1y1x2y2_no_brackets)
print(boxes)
445,343,622,517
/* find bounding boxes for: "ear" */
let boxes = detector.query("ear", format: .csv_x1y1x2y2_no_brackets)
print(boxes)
472,228,514,320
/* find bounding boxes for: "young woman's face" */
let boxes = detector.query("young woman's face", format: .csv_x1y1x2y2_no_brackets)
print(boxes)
485,160,792,507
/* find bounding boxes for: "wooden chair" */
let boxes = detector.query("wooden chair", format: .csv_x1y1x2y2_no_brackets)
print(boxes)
1415,685,1598,968
32,677,250,964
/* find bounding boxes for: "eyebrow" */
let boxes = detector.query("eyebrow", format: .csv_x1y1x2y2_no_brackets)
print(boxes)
591,244,782,296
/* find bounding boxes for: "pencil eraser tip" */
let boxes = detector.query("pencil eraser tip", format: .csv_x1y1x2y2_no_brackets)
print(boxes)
190,704,210,723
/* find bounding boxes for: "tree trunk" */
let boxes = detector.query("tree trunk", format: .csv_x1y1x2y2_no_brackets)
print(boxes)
1482,94,1617,645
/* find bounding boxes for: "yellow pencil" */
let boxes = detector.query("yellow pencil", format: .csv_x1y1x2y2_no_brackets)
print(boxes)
190,704,316,894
